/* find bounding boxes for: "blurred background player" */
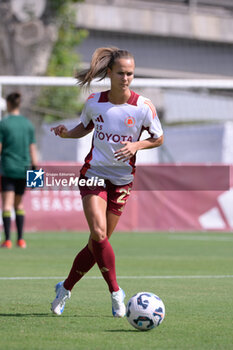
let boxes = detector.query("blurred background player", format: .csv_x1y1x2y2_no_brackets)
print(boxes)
50,47,163,316
0,92,38,248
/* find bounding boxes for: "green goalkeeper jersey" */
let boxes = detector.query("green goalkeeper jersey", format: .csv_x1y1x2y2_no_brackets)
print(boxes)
0,114,36,179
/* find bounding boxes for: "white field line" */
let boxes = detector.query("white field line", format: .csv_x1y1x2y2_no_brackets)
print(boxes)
0,275,233,281
168,236,233,242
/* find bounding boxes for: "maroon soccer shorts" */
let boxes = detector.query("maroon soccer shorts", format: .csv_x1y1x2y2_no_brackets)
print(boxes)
79,176,133,216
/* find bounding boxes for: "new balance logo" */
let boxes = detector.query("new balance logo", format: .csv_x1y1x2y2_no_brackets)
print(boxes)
100,267,109,273
76,270,87,276
95,115,104,123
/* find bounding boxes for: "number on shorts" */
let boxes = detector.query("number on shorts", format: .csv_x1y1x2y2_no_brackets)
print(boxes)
117,188,131,204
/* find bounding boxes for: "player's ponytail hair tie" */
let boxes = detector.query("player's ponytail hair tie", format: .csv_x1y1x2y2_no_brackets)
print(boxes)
76,47,134,87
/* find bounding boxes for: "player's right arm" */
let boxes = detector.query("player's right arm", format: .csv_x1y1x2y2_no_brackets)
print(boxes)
50,94,95,139
51,122,92,139
51,94,95,139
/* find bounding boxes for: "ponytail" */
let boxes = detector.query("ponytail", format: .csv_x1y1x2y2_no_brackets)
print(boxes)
76,47,134,87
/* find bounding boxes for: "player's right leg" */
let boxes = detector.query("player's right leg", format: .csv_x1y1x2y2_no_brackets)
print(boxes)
51,189,125,316
50,191,104,315
50,188,105,315
1,179,14,248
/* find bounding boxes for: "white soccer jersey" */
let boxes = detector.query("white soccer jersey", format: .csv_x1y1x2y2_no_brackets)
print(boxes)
80,90,163,185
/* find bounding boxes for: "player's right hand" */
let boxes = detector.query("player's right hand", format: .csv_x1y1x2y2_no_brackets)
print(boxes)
50,125,68,138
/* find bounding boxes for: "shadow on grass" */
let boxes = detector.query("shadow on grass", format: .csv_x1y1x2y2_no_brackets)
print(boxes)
105,329,139,333
0,313,113,318
0,313,53,317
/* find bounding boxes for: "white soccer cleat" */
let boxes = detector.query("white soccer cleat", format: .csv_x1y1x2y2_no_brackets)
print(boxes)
51,281,71,315
111,287,126,317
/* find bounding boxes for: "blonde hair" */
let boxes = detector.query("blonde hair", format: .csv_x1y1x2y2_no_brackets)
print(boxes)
76,47,134,87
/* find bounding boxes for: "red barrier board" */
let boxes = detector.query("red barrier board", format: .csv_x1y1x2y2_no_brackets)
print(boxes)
1,164,232,232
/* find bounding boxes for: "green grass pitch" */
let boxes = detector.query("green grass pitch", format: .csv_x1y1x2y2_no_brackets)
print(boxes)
0,232,233,350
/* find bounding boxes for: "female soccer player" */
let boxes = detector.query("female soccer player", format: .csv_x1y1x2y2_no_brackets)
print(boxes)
50,47,164,316
0,92,37,248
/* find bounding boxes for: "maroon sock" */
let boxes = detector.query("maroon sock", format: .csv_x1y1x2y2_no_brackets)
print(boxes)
91,237,119,293
63,245,96,291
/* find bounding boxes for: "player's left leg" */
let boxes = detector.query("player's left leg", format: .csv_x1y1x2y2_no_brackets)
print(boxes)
51,184,108,315
14,195,26,248
105,211,126,317
104,182,133,317
51,194,108,315
62,185,109,292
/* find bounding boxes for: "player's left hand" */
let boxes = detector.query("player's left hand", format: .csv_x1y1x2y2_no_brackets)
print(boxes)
114,141,138,162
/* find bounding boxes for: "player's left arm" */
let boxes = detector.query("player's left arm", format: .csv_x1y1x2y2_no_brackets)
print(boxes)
134,135,164,151
29,143,38,169
114,135,163,161
115,99,163,161
28,123,38,168
0,124,3,155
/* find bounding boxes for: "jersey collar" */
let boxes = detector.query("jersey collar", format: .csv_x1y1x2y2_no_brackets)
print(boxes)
98,90,139,106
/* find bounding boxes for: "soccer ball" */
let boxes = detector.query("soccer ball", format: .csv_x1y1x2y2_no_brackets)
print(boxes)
126,292,165,331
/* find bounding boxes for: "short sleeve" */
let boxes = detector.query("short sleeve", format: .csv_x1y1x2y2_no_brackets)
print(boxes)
80,97,94,130
142,100,163,138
